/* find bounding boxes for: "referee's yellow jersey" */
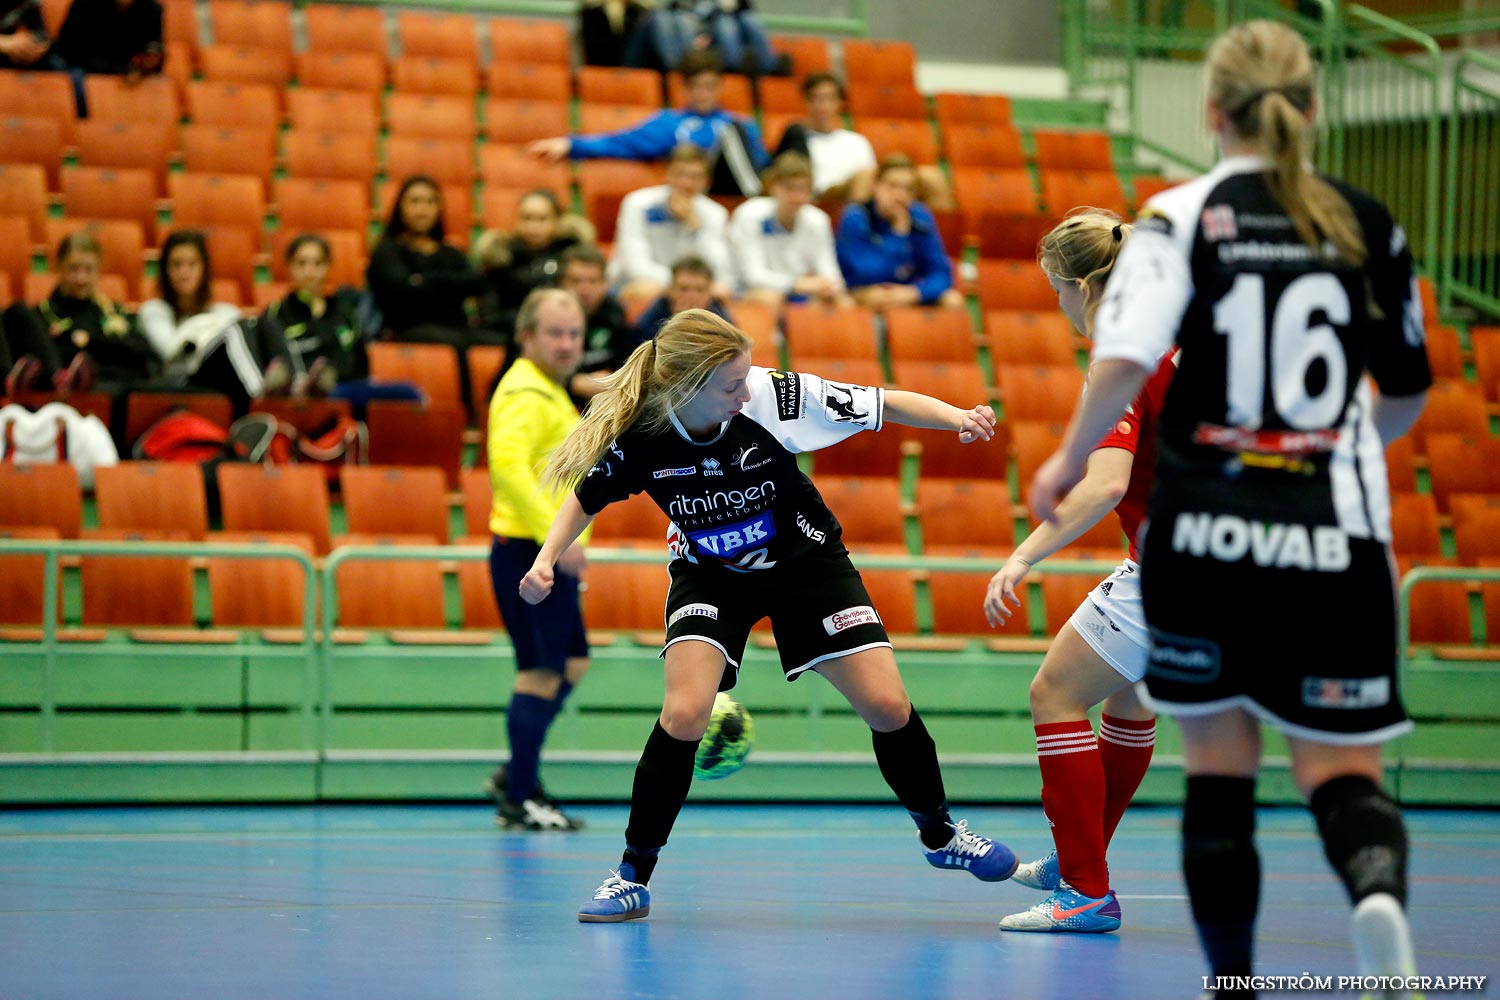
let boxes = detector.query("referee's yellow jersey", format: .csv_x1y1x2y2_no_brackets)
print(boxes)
486,357,590,544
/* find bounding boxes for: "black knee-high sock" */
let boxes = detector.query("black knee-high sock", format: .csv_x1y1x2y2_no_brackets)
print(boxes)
620,721,699,884
1182,776,1260,995
870,706,953,848
1310,774,1409,907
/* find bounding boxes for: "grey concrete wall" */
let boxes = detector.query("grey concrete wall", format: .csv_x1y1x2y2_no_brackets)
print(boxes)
758,0,1062,66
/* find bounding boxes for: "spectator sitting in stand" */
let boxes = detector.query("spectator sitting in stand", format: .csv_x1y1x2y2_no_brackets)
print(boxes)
366,174,504,412
836,154,964,311
137,229,289,413
729,151,847,312
0,0,56,69
473,190,596,343
50,0,163,77
258,234,423,416
578,0,659,69
558,244,640,406
607,144,733,305
527,50,768,198
3,231,155,398
630,254,730,341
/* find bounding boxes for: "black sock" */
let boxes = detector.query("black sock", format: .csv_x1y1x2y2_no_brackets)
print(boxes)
870,706,953,848
620,721,699,884
1182,775,1260,985
1310,774,1409,907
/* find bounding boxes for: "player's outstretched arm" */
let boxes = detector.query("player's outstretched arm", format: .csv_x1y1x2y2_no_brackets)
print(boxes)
882,389,995,442
520,494,597,605
1030,359,1148,522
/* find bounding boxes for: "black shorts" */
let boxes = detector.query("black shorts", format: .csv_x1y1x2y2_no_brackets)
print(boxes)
663,553,892,691
1139,512,1411,745
489,536,588,672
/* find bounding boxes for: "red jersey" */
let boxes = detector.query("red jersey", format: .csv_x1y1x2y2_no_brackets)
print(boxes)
1091,349,1179,561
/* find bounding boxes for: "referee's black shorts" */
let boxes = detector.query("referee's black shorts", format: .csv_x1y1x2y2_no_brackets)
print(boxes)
662,552,893,691
489,535,589,672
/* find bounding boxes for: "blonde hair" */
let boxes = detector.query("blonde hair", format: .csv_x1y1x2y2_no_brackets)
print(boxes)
1207,19,1365,265
544,309,752,487
1037,207,1132,335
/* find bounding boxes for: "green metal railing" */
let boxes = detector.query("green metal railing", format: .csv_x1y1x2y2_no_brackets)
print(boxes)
1397,565,1500,664
1441,50,1500,317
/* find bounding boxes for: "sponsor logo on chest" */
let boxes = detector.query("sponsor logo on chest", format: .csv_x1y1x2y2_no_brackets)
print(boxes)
653,466,697,479
688,512,776,558
701,457,724,476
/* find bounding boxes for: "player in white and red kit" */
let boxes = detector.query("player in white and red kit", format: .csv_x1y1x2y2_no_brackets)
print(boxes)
984,209,1168,934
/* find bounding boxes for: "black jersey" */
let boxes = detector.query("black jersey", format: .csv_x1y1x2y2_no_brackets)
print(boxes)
1093,155,1432,547
574,367,884,574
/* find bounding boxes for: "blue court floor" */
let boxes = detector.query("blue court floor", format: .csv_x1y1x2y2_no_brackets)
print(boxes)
1,803,1495,1000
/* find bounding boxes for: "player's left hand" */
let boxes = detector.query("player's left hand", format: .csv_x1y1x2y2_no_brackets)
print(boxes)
957,404,996,443
1029,450,1085,523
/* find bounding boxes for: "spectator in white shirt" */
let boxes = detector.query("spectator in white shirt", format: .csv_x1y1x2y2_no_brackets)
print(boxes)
607,144,733,305
728,152,848,311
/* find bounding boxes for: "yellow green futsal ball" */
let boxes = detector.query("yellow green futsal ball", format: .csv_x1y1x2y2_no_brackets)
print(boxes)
693,692,754,780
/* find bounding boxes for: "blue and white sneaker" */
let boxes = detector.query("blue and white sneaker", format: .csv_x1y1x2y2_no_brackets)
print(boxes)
998,887,1121,933
1011,848,1061,891
921,819,1019,882
577,867,650,923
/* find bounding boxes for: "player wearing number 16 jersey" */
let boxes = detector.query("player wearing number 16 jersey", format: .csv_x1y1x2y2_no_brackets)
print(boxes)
518,308,1019,923
1028,22,1430,1000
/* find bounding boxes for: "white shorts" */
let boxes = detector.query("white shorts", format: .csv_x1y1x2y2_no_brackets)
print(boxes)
1066,559,1149,683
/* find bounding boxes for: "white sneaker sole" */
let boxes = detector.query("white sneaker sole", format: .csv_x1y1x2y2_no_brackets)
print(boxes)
1351,893,1418,999
579,906,650,924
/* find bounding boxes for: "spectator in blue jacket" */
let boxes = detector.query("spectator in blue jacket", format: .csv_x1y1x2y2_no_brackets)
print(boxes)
835,154,965,311
526,50,768,197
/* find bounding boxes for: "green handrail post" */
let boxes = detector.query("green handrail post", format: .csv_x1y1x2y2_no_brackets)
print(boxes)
1442,50,1500,319
40,550,58,753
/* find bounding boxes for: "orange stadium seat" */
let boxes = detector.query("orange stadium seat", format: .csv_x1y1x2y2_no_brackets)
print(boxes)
79,529,195,627
0,216,28,290
1422,324,1463,379
365,402,466,487
304,4,387,56
669,72,753,113
952,168,1040,220
274,177,370,236
804,409,904,480
169,173,266,234
73,121,175,195
770,35,831,77
295,51,386,93
1471,326,1500,402
218,463,332,555
930,569,1030,637
1031,130,1115,171
857,568,919,634
283,129,379,184
1451,494,1500,564
367,343,461,409
479,186,530,231
0,526,60,627
458,536,502,629
460,468,492,536
286,88,381,136
583,556,671,632
858,118,939,164
208,0,293,54
479,144,570,198
391,55,479,97
83,76,178,124
340,465,451,543
164,0,199,51
268,229,366,289
396,11,479,66
944,124,1027,169
60,167,158,236
333,534,448,630
1426,433,1500,513
975,259,1058,312
1417,275,1438,322
782,304,878,360
885,306,977,364
917,479,1014,550
998,365,1085,422
578,66,661,109
488,62,572,103
891,360,991,408
910,419,1010,482
1384,435,1418,495
186,80,280,129
933,92,1013,127
386,92,477,140
757,77,803,115
198,44,293,88
1040,572,1100,636
985,311,1076,367
0,163,48,245
591,491,671,543
1408,378,1488,453
179,125,278,192
384,136,475,190
0,463,82,539
816,476,905,549
0,70,76,143
0,117,63,190
485,99,571,144
1388,492,1441,558
1134,175,1176,210
489,18,572,66
846,84,928,120
43,219,148,300
1398,556,1473,646
727,301,779,367
467,344,506,416
758,112,798,151
1040,170,1129,218
842,39,915,86
0,269,9,307
791,356,884,391
968,214,1056,261
94,462,210,541
207,530,316,629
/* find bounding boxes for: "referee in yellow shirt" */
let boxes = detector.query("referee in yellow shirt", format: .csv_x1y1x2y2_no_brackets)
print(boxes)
484,287,590,831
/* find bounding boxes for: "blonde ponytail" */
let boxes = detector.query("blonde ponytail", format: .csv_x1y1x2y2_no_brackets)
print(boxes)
543,309,752,488
1208,20,1365,265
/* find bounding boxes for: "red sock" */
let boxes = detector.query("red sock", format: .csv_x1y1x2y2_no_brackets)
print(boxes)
1099,713,1156,846
1035,719,1108,899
